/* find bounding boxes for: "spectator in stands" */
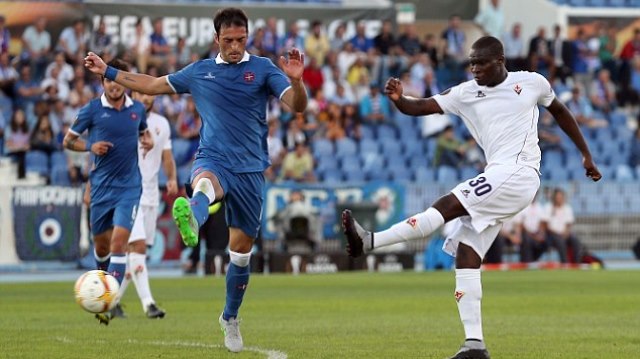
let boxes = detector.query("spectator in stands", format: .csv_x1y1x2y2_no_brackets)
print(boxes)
30,114,58,156
0,51,18,111
410,53,434,96
342,103,361,141
307,87,328,122
420,33,439,69
566,86,608,128
618,28,640,82
423,71,441,98
538,111,564,153
45,52,74,86
373,20,396,57
283,115,307,150
337,42,358,79
305,20,330,67
248,27,266,57
14,66,43,126
350,22,373,53
273,190,321,253
598,23,618,80
484,212,521,264
282,22,304,54
571,28,592,96
589,69,617,114
518,192,548,262
302,57,324,95
68,76,94,110
330,22,347,52
21,17,51,81
262,17,279,59
528,27,553,77
360,84,390,124
280,140,315,183
265,118,285,182
48,99,66,136
503,23,526,71
474,0,503,39
41,65,70,102
433,125,465,168
543,188,582,264
175,37,192,70
629,128,640,170
89,19,116,59
123,18,150,73
346,54,369,88
463,136,485,171
441,14,466,77
329,83,354,106
325,104,346,142
57,19,89,64
397,24,421,57
550,24,572,84
149,18,171,73
176,95,201,141
0,15,10,55
5,108,30,178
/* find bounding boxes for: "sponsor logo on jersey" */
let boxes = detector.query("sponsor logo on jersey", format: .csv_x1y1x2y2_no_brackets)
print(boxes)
514,84,522,95
454,290,465,302
406,217,417,228
204,72,216,79
460,189,470,198
131,113,138,120
475,90,486,98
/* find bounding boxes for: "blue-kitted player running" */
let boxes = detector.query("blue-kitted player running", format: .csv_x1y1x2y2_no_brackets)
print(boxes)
84,8,307,352
63,59,153,325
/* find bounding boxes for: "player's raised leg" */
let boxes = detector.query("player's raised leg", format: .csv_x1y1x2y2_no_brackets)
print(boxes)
173,171,222,247
342,193,466,257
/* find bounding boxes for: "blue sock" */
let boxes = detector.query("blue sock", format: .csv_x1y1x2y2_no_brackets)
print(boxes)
190,192,211,228
94,250,110,271
223,263,250,320
107,254,127,285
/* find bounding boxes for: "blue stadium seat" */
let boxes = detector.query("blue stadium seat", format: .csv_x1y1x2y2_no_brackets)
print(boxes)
391,169,413,182
177,164,192,185
359,138,379,156
360,125,375,140
51,152,68,170
414,167,436,182
339,155,361,170
343,168,366,182
367,168,392,181
547,168,570,182
321,169,342,184
172,138,194,166
312,139,334,158
158,168,168,187
408,156,430,170
361,153,385,172
316,156,339,173
542,150,564,168
437,166,459,183
25,151,49,175
460,166,478,180
335,138,357,157
379,138,403,157
376,124,397,140
614,164,635,181
403,140,424,157
50,166,71,186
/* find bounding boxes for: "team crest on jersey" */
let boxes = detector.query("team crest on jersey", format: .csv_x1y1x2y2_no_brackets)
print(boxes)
406,217,418,228
244,71,255,83
475,90,486,98
514,84,522,95
131,113,138,121
454,290,465,302
155,126,160,135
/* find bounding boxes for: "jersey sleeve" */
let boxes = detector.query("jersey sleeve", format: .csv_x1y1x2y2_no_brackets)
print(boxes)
69,102,93,135
535,72,555,107
265,60,291,100
432,85,462,116
166,62,195,94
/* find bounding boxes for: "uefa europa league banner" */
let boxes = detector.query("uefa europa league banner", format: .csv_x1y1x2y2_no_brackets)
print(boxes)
13,187,83,261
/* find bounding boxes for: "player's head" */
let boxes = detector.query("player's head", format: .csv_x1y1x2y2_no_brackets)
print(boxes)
103,59,129,102
132,91,156,113
213,7,249,64
469,36,506,87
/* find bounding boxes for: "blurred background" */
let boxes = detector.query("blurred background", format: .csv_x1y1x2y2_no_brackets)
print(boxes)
1,0,640,276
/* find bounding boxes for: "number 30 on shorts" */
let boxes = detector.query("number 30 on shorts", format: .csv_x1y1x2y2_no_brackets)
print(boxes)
468,176,492,196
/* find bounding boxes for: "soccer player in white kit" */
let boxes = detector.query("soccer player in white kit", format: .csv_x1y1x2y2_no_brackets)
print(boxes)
114,91,178,319
341,36,602,359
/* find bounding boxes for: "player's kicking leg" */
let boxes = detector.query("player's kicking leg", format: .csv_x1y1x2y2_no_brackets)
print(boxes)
173,174,221,247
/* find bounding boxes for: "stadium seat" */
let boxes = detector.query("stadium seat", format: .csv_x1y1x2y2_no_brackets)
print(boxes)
343,168,366,182
614,164,635,181
25,151,49,176
335,138,357,157
459,166,479,180
367,168,392,181
158,168,168,187
376,124,397,140
51,152,68,170
172,138,194,166
436,166,459,183
177,164,192,185
338,155,361,170
359,125,375,140
414,167,436,182
316,156,339,173
403,140,424,157
391,169,413,182
312,139,334,158
359,138,379,156
361,153,385,172
50,166,71,186
379,138,403,157
320,169,342,184
408,156,430,170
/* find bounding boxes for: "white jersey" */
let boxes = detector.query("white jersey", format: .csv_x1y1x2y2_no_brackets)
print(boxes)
433,71,555,172
138,112,172,206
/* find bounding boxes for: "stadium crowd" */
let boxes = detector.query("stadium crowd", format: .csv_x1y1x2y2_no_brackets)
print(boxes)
1,12,640,186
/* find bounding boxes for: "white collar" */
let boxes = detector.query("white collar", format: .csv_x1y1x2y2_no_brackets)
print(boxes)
215,51,251,64
100,93,134,109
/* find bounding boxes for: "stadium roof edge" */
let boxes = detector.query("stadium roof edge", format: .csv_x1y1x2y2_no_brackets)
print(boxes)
83,0,393,9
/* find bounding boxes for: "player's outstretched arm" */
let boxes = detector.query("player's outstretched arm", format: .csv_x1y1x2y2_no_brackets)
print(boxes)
547,98,602,181
84,52,173,95
63,131,113,155
384,77,443,116
279,48,308,112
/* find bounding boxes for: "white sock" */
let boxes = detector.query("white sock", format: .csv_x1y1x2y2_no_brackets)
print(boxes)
455,268,484,342
129,252,155,310
116,254,131,303
229,250,251,267
193,177,216,203
374,207,445,248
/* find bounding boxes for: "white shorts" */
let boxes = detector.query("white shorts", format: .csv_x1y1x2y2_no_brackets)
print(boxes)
443,165,540,259
129,204,158,246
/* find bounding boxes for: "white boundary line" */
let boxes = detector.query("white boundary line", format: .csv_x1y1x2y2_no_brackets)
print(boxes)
55,336,287,359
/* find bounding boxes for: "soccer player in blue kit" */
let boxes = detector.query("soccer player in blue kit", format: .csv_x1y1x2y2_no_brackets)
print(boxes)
84,8,307,351
63,59,153,325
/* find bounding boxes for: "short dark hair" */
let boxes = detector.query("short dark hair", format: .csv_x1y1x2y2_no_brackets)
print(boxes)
472,36,504,57
214,7,249,35
103,59,129,81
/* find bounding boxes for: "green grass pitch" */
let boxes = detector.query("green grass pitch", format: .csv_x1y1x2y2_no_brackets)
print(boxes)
1,270,639,358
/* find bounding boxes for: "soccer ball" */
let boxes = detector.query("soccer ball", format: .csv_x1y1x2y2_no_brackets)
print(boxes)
74,270,119,313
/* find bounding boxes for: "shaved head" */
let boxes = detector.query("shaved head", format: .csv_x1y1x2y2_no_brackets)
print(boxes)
471,36,504,57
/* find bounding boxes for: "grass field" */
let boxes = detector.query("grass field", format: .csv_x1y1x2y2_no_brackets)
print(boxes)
1,270,640,358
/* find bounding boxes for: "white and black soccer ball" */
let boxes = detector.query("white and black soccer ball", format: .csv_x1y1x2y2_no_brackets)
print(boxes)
74,270,119,313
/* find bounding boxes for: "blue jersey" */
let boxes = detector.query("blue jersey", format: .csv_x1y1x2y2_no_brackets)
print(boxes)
167,52,291,173
70,94,147,189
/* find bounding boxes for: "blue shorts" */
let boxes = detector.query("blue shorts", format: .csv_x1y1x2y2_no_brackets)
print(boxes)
90,186,141,236
191,159,264,238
